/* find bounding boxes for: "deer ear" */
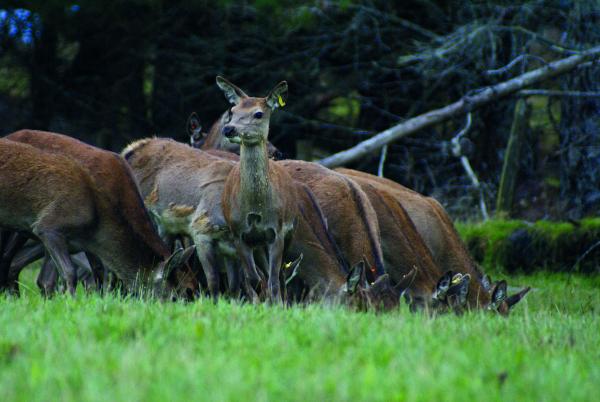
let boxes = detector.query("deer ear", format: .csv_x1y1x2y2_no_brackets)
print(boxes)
265,81,288,110
163,245,196,280
187,113,202,136
506,286,531,309
433,270,453,301
481,274,492,292
394,267,417,292
371,273,391,289
216,76,248,105
490,280,508,309
284,253,303,287
448,274,470,307
346,261,365,294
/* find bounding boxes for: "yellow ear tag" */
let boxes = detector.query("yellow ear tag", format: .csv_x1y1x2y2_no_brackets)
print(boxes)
277,95,286,107
451,273,463,285
284,261,292,269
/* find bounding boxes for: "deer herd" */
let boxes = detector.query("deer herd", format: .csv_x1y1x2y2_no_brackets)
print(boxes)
0,76,530,315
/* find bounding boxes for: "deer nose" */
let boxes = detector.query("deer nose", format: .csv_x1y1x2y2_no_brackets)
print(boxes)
222,125,237,138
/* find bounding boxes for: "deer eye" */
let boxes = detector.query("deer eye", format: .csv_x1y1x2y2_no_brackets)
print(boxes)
253,111,264,119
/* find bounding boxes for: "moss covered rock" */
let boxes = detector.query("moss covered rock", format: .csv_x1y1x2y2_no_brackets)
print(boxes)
456,218,600,273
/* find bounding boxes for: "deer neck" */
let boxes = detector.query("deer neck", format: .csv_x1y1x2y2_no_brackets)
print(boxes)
239,140,271,214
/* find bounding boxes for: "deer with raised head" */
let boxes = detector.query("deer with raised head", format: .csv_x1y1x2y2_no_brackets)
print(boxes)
0,136,196,298
217,76,299,302
187,111,282,158
337,168,530,314
184,109,400,301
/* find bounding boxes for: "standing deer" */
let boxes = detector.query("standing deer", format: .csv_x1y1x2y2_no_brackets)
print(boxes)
187,111,282,158
217,76,298,302
337,168,530,314
0,137,196,297
182,112,386,285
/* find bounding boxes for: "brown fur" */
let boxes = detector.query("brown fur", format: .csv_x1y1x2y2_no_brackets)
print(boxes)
122,137,237,298
0,139,175,292
348,177,443,305
337,168,492,308
216,77,298,302
3,131,197,295
278,160,386,282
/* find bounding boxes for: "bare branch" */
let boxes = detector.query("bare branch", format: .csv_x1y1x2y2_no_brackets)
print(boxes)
518,89,600,97
377,145,388,177
319,45,600,168
485,54,548,76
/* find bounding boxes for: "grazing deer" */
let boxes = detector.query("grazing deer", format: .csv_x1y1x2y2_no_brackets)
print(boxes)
287,182,420,311
277,160,386,283
5,129,199,295
122,137,243,299
217,76,299,302
337,168,530,314
340,174,455,309
0,137,196,297
187,111,282,158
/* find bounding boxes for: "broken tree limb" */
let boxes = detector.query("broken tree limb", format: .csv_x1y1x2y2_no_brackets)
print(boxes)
318,45,600,168
450,113,489,221
517,89,600,97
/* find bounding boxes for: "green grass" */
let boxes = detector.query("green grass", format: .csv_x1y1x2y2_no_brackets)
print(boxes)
0,268,599,402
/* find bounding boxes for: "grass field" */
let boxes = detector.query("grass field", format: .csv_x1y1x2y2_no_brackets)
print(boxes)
1,267,599,402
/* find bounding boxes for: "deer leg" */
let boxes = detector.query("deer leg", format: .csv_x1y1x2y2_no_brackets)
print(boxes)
9,243,45,273
36,255,59,297
267,236,285,303
35,231,77,296
0,232,29,292
191,233,220,300
237,241,265,303
219,254,240,298
0,230,6,258
84,252,105,293
237,241,263,283
69,252,94,292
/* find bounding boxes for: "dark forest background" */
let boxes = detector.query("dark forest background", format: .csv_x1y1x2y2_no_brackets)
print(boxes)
1,0,599,221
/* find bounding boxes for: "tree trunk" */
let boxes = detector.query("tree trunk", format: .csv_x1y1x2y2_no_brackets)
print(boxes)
496,99,530,218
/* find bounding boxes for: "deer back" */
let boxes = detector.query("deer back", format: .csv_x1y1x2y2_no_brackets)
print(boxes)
279,160,386,281
337,168,492,308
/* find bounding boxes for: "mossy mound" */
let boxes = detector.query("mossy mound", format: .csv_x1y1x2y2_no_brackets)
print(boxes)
456,218,600,273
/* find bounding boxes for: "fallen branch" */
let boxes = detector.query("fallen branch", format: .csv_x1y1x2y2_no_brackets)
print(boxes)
518,89,600,97
319,45,600,168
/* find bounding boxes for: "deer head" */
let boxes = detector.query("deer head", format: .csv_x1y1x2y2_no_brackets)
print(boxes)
152,245,196,299
343,261,400,311
432,271,530,315
216,76,287,147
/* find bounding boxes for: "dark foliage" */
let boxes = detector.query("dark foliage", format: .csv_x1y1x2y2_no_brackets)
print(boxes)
0,1,598,219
